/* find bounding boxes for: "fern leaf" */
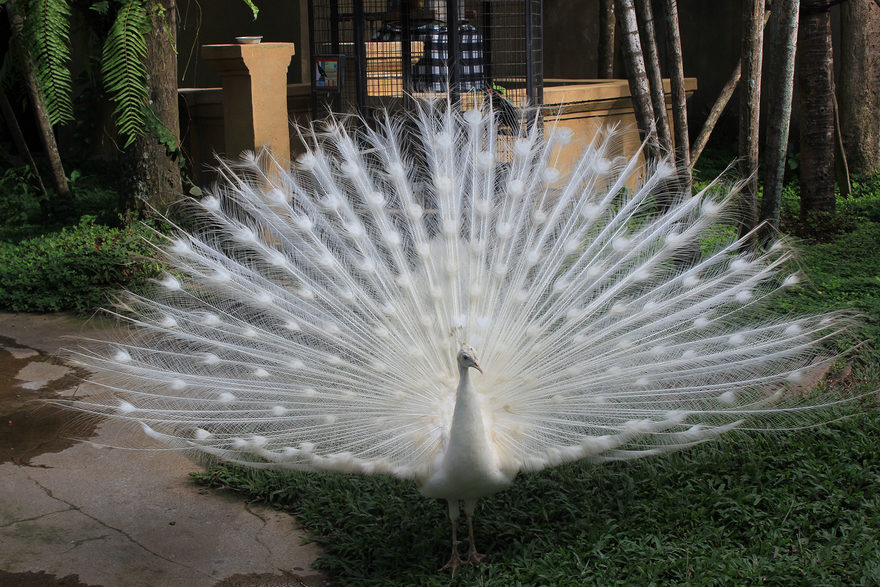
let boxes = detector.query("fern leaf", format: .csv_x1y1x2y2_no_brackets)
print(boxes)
101,0,151,148
22,0,74,125
241,0,260,20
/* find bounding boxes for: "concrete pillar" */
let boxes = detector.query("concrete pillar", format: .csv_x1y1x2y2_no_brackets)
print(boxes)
201,42,296,171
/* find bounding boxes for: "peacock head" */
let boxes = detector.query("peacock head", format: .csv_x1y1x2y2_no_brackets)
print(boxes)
457,345,483,374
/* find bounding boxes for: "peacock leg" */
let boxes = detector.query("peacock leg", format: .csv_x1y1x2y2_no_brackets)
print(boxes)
463,499,485,563
440,500,463,573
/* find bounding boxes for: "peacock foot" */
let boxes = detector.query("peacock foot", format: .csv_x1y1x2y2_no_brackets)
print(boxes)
466,548,485,564
440,549,464,575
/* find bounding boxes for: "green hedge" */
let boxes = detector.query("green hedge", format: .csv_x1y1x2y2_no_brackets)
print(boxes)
0,218,163,312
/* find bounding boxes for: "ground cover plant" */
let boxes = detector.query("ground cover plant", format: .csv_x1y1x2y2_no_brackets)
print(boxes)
193,170,880,585
0,216,161,312
0,165,164,313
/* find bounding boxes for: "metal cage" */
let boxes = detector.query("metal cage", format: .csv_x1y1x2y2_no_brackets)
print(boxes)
308,0,543,118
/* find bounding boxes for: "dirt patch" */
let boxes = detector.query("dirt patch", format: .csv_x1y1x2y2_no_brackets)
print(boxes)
0,335,99,466
0,570,101,587
214,570,330,587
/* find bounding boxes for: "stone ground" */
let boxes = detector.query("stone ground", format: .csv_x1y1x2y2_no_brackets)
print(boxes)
0,312,329,587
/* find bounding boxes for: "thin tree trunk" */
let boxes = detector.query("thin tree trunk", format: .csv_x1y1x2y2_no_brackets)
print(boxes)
760,0,799,241
690,61,741,169
839,0,880,174
635,0,672,152
798,0,836,218
6,0,72,209
125,0,183,212
662,0,690,190
614,0,659,160
598,0,616,78
690,11,770,171
738,0,765,242
832,87,851,195
0,87,48,199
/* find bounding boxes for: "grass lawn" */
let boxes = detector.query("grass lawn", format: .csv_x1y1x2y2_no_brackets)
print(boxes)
196,410,880,585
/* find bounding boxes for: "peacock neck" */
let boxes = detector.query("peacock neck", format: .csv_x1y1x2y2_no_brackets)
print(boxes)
455,364,477,408
449,364,489,451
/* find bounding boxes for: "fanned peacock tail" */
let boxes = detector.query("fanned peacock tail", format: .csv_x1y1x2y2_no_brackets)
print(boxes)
68,98,850,485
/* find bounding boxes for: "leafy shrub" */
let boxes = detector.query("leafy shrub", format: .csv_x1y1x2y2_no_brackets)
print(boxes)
0,165,45,228
0,162,133,242
0,217,163,312
841,173,880,222
68,168,127,225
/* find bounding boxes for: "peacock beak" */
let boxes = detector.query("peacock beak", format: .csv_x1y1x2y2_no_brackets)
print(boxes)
473,362,483,374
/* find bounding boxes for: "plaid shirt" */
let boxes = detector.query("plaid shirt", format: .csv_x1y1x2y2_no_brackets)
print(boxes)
411,24,486,92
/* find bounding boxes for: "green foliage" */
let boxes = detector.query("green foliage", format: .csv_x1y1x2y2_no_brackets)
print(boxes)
195,409,880,585
0,165,46,227
771,221,880,362
841,173,880,222
22,0,74,125
241,0,259,19
101,0,150,147
90,0,110,14
7,0,260,149
0,217,162,312
0,160,132,240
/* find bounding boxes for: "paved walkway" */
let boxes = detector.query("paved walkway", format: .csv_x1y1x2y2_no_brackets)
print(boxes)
0,312,328,587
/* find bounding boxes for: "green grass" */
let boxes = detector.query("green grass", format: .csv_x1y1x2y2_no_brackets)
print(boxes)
195,409,880,585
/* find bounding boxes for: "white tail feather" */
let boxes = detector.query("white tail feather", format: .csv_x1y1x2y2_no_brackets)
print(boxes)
67,99,850,491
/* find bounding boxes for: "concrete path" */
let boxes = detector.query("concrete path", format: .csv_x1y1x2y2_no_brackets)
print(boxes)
0,312,328,587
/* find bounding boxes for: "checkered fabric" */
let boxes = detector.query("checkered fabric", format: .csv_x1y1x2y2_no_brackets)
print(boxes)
411,24,486,92
371,24,401,41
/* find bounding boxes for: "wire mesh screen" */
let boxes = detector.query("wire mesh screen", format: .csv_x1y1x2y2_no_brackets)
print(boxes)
308,0,543,118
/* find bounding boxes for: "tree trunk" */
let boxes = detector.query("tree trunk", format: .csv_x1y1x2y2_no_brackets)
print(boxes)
798,0,836,217
598,0,616,78
838,0,880,174
635,0,672,152
125,0,183,213
614,0,659,160
832,89,851,195
662,0,690,190
5,0,72,211
0,88,48,199
760,0,799,240
737,0,765,242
